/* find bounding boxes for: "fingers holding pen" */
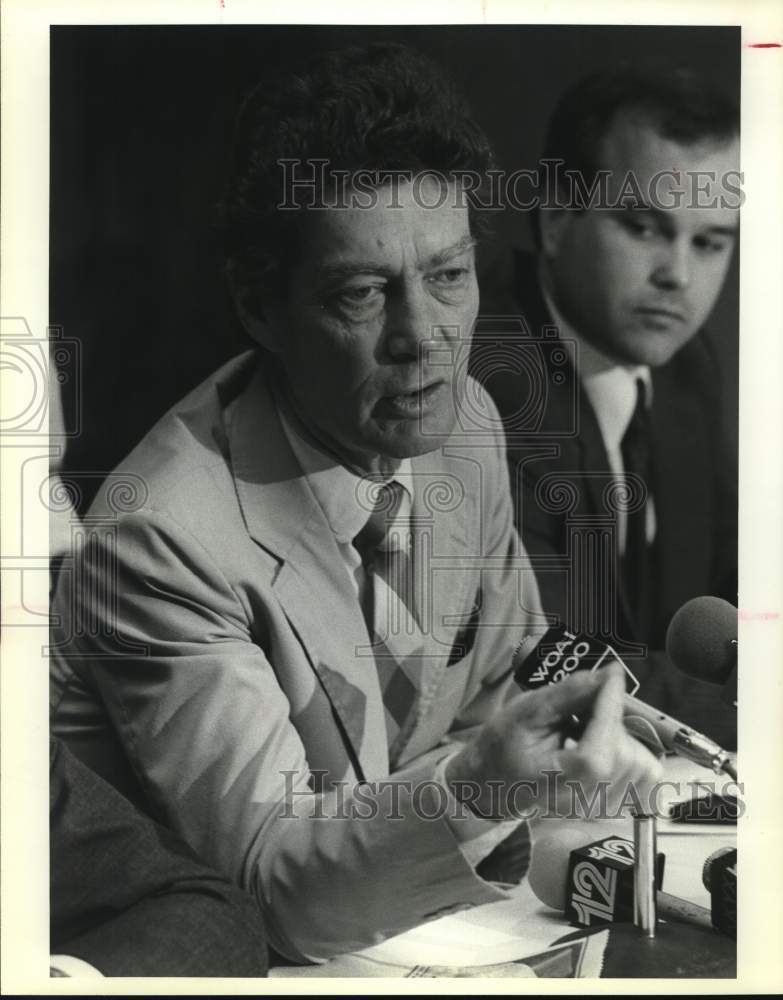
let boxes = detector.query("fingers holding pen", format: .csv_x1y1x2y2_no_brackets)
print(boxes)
557,665,663,814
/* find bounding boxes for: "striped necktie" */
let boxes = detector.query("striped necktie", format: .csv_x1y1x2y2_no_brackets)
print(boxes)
353,480,424,765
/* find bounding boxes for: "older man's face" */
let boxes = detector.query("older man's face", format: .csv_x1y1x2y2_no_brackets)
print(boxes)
543,115,740,367
267,178,478,473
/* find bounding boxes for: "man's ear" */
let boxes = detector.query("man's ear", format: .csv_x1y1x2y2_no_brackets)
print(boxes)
538,207,571,259
226,260,283,354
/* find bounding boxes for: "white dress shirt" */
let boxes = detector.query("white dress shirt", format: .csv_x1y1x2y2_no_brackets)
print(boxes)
542,287,656,554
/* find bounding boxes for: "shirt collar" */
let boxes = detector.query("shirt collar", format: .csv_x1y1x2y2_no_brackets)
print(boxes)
541,282,653,451
276,400,414,546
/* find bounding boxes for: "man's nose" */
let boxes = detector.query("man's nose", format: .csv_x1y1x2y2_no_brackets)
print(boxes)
651,240,691,291
384,286,445,360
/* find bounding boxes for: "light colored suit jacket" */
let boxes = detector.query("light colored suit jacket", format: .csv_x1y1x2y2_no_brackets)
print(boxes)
51,351,544,961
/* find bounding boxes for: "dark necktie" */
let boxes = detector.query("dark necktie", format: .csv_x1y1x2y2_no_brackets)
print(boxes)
620,378,653,639
353,480,423,765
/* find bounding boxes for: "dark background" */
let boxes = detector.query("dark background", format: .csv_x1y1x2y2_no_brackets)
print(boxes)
51,24,740,508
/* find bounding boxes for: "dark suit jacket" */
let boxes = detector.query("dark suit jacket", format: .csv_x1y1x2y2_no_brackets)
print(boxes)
471,252,737,748
51,736,269,977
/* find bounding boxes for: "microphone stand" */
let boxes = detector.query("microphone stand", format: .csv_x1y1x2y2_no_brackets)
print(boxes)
633,813,658,937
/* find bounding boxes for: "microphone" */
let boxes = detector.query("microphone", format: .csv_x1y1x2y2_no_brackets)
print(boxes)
666,596,737,707
514,624,736,777
702,846,737,937
529,826,712,930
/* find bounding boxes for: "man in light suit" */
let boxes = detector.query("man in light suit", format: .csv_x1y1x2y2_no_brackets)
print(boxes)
472,67,739,748
51,44,660,964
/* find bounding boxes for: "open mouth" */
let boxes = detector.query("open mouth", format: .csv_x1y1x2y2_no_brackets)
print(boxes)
377,379,446,417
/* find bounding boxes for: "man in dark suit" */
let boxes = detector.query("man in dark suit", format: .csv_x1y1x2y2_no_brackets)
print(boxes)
472,68,739,746
50,736,269,977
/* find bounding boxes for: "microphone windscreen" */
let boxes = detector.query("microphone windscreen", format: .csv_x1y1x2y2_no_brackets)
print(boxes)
702,845,736,891
528,826,598,910
665,596,737,684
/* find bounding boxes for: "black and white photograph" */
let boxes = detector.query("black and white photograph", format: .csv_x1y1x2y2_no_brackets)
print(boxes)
1,0,782,992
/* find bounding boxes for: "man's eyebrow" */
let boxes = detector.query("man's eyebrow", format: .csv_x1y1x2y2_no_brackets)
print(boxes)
316,236,477,282
424,235,478,268
700,224,739,237
620,204,739,236
620,202,669,221
317,262,392,281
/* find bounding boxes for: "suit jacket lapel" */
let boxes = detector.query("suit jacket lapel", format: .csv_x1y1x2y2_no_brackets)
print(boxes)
517,255,613,519
229,363,389,779
573,359,617,517
412,444,474,658
513,253,639,635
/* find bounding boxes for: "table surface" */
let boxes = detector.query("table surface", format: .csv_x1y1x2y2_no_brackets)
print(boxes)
271,756,737,976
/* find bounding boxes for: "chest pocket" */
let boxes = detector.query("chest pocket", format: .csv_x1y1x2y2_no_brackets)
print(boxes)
446,587,481,667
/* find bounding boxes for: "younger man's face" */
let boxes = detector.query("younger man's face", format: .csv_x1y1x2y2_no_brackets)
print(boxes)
542,114,740,367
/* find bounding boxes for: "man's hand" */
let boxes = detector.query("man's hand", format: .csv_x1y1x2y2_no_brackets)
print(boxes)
445,664,663,820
